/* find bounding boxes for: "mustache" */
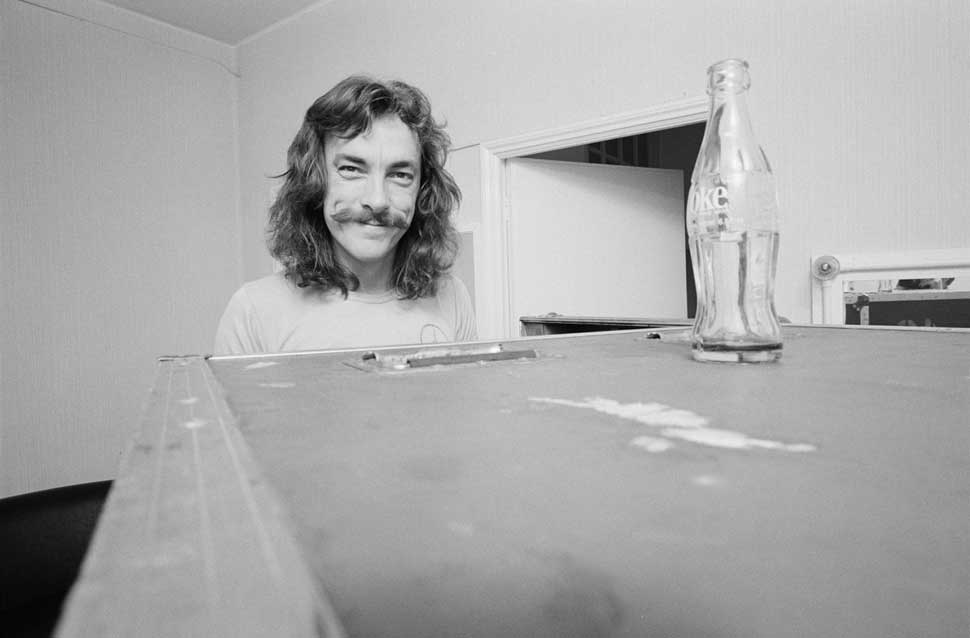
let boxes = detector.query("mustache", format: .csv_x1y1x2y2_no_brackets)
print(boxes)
330,208,410,230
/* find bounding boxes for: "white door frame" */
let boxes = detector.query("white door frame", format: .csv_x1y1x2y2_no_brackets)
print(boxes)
476,96,709,338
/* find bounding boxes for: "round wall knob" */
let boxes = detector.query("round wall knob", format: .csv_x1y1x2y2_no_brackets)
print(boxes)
812,255,841,281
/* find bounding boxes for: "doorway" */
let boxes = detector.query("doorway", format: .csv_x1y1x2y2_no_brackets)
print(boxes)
475,96,708,338
525,122,705,318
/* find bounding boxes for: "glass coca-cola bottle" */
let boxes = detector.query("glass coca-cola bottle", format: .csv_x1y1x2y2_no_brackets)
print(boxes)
687,59,782,363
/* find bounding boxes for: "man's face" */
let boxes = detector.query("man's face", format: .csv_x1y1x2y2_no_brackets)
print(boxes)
323,115,421,275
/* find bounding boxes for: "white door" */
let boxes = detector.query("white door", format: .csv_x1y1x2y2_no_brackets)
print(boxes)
508,158,686,328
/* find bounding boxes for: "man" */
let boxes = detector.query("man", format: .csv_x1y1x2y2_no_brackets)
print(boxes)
214,76,477,354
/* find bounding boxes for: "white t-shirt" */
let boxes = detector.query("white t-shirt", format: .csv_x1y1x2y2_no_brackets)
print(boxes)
213,273,477,355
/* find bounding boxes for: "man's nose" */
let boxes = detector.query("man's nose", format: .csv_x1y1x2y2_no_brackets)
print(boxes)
360,176,390,212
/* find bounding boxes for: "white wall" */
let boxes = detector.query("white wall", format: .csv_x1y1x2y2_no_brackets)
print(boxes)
236,0,969,325
0,1,241,496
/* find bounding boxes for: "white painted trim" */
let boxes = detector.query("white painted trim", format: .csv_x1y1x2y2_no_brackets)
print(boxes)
810,248,970,324
19,0,238,74
482,96,710,159
477,148,512,338
453,221,482,313
477,96,709,338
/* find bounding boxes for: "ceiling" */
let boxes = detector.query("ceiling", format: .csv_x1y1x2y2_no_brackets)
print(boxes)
100,0,323,45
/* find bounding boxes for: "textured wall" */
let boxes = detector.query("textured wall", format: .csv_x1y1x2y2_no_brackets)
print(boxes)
0,1,241,496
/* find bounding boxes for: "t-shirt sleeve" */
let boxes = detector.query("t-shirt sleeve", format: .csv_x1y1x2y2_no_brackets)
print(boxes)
449,275,478,342
212,286,264,355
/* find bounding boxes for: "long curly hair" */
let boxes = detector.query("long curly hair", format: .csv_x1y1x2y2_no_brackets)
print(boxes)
267,76,461,298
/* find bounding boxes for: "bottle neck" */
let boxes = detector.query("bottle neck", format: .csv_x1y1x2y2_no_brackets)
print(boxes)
710,89,757,143
695,87,769,177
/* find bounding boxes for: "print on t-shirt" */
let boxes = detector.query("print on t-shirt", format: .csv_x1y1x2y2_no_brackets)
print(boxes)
420,323,449,344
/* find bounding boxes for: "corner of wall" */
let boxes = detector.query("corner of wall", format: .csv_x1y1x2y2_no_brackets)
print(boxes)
25,0,238,74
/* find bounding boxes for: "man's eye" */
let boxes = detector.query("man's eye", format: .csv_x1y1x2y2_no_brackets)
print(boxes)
390,172,415,184
338,165,362,176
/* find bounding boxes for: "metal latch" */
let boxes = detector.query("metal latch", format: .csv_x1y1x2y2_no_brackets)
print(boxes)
348,344,538,372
